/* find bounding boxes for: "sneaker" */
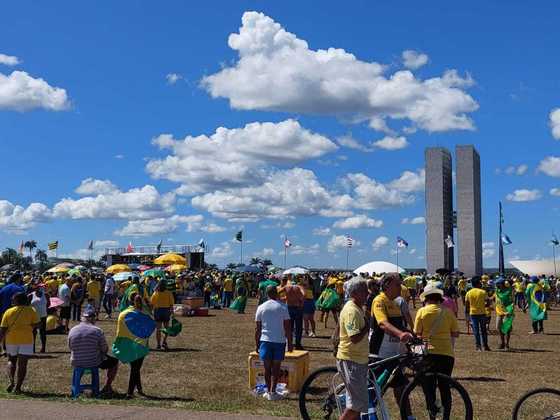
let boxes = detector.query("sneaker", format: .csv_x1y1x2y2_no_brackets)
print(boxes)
309,332,316,338
476,347,482,352
262,392,270,400
268,392,283,401
484,346,491,352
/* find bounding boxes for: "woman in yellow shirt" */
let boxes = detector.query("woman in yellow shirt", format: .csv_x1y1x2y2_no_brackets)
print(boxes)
150,281,175,351
414,284,459,418
0,292,40,393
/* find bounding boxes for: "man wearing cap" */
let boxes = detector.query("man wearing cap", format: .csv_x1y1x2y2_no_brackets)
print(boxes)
371,273,413,410
255,285,293,401
68,307,119,395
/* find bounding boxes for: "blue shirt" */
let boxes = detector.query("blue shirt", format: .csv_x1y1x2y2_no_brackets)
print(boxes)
0,283,25,314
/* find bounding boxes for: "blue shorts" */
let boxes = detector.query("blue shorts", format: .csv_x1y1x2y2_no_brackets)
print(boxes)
259,341,286,361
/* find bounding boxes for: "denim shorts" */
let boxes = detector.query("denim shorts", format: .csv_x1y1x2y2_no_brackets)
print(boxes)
259,341,286,361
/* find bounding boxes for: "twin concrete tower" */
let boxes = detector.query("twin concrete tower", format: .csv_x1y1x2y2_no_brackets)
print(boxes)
425,145,482,277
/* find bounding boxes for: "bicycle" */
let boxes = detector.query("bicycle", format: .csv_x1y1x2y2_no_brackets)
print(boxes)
299,338,473,420
512,387,560,419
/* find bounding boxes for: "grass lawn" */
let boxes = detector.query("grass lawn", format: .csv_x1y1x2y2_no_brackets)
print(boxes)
0,299,558,419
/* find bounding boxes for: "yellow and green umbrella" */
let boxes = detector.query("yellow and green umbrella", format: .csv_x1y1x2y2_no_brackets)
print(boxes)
165,264,187,272
47,265,70,273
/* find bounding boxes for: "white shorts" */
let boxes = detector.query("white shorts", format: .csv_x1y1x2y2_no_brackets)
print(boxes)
6,344,33,357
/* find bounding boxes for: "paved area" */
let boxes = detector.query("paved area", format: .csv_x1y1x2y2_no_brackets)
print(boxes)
0,399,296,420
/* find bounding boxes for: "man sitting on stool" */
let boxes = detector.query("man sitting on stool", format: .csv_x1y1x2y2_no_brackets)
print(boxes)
68,306,118,395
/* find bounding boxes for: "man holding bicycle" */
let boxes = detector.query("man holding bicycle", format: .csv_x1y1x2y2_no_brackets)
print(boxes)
336,277,370,420
371,273,414,412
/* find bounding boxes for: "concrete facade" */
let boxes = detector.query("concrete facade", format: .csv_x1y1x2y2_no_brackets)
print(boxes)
456,145,483,277
425,148,454,273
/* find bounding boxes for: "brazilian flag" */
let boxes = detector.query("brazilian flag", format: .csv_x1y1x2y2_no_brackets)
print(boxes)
495,288,514,334
526,283,547,322
112,307,156,363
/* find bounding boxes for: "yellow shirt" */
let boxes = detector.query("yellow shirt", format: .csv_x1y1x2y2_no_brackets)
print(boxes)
457,279,466,292
151,290,175,308
46,278,59,295
465,288,488,315
337,300,368,364
372,292,402,321
414,304,458,357
304,288,313,300
223,278,233,292
400,285,410,301
1,306,40,345
404,276,417,289
87,280,100,299
46,314,58,331
513,281,524,293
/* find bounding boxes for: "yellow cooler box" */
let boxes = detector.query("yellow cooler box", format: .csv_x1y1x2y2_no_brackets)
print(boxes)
248,350,310,393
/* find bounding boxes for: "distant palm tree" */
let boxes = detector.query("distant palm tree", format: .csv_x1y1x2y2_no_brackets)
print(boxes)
250,257,262,266
2,248,20,265
226,262,238,270
35,249,48,263
261,259,273,267
24,240,37,260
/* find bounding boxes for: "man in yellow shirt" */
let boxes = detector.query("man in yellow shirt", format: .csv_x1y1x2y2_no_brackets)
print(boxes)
336,277,369,420
371,273,413,412
404,275,418,308
86,278,101,315
222,275,234,307
0,292,40,393
465,277,490,351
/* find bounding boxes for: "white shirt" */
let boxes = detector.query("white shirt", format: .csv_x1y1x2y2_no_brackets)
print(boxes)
255,299,291,344
104,278,115,295
30,291,48,318
59,284,71,307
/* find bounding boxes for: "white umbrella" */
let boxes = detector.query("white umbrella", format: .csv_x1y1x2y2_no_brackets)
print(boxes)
354,261,405,276
283,266,309,275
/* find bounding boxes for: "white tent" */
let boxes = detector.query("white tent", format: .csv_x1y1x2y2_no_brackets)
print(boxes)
510,260,557,276
354,261,405,275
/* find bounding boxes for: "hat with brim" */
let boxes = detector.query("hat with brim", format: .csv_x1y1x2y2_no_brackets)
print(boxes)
420,284,444,302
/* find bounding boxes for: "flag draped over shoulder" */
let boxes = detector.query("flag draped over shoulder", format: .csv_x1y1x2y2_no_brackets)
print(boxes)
526,283,547,322
495,287,514,334
112,307,155,363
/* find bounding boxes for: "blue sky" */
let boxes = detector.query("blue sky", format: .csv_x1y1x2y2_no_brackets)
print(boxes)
1,1,560,269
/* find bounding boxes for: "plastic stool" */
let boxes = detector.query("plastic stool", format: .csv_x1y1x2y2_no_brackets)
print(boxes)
71,367,100,397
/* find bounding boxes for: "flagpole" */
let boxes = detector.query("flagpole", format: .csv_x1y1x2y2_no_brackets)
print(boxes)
284,245,287,270
498,202,505,275
553,241,557,277
240,236,243,266
396,243,399,270
346,246,349,271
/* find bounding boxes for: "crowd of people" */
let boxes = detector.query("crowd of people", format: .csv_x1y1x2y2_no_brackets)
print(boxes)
0,264,556,415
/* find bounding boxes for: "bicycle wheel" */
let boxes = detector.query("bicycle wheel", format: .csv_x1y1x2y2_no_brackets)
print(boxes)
299,366,342,420
399,373,473,420
512,388,560,420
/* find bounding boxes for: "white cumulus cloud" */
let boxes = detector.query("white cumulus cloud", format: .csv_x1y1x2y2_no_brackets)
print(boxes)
0,53,20,66
312,227,331,236
337,134,374,152
401,216,425,224
538,156,560,177
550,108,560,140
333,214,383,229
0,70,70,111
147,119,337,194
402,50,429,70
54,184,176,220
550,188,560,196
506,189,542,202
372,235,389,250
202,12,478,133
166,73,183,85
114,215,203,236
372,136,409,151
0,200,52,234
75,178,118,195
387,169,425,192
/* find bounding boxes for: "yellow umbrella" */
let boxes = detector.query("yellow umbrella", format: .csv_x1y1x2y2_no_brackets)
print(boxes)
153,253,186,265
47,266,70,273
165,264,187,272
106,264,131,274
